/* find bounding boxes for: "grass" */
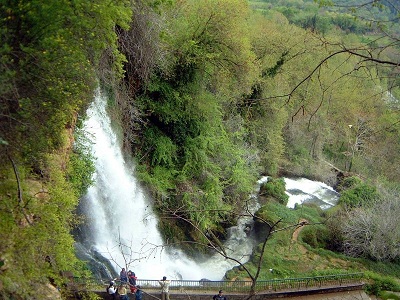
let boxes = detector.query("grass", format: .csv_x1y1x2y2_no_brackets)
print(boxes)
379,291,400,300
227,198,400,298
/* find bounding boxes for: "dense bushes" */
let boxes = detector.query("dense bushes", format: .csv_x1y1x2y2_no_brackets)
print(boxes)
131,0,260,241
300,225,330,249
364,271,400,296
0,0,131,165
259,178,289,205
338,177,379,208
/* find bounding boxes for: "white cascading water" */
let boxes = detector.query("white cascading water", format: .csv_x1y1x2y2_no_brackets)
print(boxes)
77,91,258,281
284,177,339,209
257,176,339,210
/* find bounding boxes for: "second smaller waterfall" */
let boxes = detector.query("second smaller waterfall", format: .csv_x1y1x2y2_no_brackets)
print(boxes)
284,177,339,209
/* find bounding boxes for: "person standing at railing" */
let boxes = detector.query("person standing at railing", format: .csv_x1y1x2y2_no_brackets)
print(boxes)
158,276,171,300
120,268,128,283
213,290,228,300
128,270,137,293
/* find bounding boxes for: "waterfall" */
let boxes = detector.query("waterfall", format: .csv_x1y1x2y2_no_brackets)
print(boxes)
74,91,259,281
257,176,339,210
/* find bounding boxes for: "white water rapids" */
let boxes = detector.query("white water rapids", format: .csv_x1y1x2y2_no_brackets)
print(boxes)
75,92,339,282
284,178,339,210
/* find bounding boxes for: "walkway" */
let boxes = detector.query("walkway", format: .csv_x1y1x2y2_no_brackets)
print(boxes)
280,290,376,300
75,273,367,299
93,280,367,300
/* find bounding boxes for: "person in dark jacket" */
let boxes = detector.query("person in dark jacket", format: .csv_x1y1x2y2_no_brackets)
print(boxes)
213,290,228,300
135,285,143,300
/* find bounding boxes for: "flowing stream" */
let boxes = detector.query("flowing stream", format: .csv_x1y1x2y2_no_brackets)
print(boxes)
74,92,340,282
284,177,339,210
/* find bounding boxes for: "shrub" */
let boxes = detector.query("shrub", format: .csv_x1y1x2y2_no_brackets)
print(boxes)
67,124,95,197
379,291,400,300
336,176,362,191
364,271,400,296
338,181,379,208
300,225,329,249
259,177,289,205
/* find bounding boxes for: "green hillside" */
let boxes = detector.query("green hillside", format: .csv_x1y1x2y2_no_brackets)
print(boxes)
0,0,399,299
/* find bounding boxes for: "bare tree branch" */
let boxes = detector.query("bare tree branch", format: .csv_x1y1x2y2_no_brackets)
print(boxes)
7,153,33,226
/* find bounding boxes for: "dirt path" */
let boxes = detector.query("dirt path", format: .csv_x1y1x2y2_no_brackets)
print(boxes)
290,218,309,255
292,219,309,242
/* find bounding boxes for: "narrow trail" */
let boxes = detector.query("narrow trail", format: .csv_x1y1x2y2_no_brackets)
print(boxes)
290,218,309,254
292,219,309,242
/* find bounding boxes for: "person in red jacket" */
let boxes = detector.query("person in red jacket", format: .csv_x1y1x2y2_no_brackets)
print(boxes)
128,270,137,293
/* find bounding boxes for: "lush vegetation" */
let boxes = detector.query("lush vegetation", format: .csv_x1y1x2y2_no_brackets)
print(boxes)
0,0,399,298
125,0,400,251
0,0,131,298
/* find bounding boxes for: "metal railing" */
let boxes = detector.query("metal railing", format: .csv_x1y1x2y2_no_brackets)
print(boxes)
130,273,364,293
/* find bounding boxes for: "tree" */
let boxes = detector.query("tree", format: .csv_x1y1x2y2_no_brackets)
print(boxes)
308,0,400,95
0,0,132,165
242,1,400,181
341,188,400,261
129,0,261,241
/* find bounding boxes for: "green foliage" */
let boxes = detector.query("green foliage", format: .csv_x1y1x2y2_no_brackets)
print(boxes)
338,181,379,208
164,0,256,93
364,271,400,296
332,14,369,34
359,256,400,279
259,177,289,205
314,0,334,7
131,0,261,239
255,201,298,227
0,0,133,296
67,123,96,197
379,291,400,300
0,155,93,298
136,164,176,196
1,0,399,291
144,127,178,168
293,203,325,221
300,225,329,248
0,0,132,165
336,176,362,191
264,51,288,77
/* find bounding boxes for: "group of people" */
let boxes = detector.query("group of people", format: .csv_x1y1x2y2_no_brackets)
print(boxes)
107,269,228,300
120,268,138,293
106,268,142,300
